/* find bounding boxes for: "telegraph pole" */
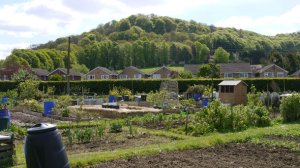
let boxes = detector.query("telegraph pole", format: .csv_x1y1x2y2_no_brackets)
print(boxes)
67,36,71,95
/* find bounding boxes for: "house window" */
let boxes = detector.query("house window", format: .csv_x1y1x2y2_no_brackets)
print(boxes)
224,73,233,78
101,75,109,79
119,75,128,79
221,86,234,93
264,72,273,77
153,74,161,79
239,73,248,78
277,72,284,77
87,75,95,80
134,74,142,79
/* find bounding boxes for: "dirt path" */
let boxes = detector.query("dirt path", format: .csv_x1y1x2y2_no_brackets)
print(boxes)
92,143,300,168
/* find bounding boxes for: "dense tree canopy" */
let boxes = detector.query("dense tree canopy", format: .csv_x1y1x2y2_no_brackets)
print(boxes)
2,14,300,74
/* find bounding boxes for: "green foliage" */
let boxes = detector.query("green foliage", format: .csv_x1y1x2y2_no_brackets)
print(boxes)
110,122,123,133
179,71,193,79
109,86,132,97
22,99,43,112
214,47,230,63
61,108,70,117
190,100,271,135
147,90,169,107
197,63,220,78
12,69,38,83
49,73,64,81
280,94,300,122
18,80,41,99
185,84,206,95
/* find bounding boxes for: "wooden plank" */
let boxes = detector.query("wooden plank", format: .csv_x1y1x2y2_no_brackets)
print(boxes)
0,151,13,159
0,145,12,151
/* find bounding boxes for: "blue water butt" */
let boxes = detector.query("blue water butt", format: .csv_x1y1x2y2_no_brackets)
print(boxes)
44,102,55,116
108,95,116,103
202,99,209,107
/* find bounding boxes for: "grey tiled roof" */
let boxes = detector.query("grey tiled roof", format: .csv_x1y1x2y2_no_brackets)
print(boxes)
220,63,251,73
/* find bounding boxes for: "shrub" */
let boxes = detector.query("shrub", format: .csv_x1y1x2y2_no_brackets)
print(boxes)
18,80,41,99
280,94,300,122
190,100,271,135
110,122,123,133
22,99,43,112
61,108,70,117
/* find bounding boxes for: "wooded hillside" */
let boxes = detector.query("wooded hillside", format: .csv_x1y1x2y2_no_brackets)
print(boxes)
2,14,300,74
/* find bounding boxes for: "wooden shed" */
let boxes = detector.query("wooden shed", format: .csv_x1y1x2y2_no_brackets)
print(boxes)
218,80,247,105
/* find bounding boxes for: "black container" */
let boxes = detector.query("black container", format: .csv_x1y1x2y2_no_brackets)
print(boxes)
25,123,69,168
123,95,129,101
141,94,147,101
117,96,123,102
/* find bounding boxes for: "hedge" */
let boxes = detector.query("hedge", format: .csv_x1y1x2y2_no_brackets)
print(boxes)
0,78,298,95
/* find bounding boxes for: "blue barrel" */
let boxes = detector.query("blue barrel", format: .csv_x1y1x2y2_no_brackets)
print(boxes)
2,97,8,103
202,99,209,107
194,93,201,101
0,109,10,131
108,95,116,103
44,102,55,116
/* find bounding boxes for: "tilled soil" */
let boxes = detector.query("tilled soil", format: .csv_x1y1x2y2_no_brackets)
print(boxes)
93,143,300,168
65,133,172,154
10,111,60,126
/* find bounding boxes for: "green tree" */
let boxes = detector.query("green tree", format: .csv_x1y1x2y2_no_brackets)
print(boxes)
214,47,229,63
118,19,131,31
197,63,220,78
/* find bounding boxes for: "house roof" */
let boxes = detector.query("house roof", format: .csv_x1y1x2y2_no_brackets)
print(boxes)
88,66,117,75
218,80,248,86
119,66,145,75
31,68,49,76
48,68,82,76
220,63,251,73
258,64,288,73
184,64,201,75
250,64,263,73
151,66,175,75
290,69,300,77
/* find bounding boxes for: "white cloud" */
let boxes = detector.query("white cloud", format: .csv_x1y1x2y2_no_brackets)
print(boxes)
216,5,300,35
0,43,30,60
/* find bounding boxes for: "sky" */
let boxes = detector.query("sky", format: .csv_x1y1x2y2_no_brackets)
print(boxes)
0,0,300,60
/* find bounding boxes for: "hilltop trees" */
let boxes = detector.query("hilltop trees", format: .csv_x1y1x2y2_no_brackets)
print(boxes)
214,47,230,63
2,14,300,74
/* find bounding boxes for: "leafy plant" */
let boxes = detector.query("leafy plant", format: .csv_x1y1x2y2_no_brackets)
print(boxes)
61,108,70,117
280,94,300,122
110,122,123,133
97,125,105,139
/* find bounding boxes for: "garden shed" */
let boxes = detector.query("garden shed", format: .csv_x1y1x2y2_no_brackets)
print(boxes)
218,80,247,105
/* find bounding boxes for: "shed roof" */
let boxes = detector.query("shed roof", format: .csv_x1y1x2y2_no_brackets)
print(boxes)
218,80,248,86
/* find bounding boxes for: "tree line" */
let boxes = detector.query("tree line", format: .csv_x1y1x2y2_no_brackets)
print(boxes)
1,14,300,74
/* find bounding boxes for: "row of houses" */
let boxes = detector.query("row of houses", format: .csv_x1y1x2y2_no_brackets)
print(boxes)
185,63,300,78
1,63,300,81
0,66,179,81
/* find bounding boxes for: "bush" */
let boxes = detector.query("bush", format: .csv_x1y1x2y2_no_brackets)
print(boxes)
190,100,271,135
280,94,300,122
22,99,43,112
110,122,123,133
61,108,70,117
